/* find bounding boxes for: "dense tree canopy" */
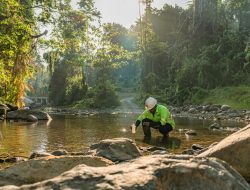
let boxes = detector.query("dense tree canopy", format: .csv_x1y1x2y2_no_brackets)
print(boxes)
0,0,249,108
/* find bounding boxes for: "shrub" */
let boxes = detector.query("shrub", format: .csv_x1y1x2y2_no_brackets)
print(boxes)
92,80,120,108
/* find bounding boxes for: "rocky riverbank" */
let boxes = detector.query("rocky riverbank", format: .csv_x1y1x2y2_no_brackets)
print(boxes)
43,103,250,123
171,104,250,124
1,101,249,124
0,124,249,189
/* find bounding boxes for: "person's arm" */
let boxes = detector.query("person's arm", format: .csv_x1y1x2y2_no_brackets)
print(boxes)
135,120,141,127
159,107,170,126
134,111,147,128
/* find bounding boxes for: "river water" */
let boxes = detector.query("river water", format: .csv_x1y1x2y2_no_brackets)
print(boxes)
0,113,245,160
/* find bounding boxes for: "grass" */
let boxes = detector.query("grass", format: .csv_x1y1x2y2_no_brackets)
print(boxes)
197,86,250,109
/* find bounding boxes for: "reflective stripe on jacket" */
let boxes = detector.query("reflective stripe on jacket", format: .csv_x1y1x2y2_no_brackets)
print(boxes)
137,104,175,128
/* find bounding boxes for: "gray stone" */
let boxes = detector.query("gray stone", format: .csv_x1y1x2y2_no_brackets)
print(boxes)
0,155,113,187
4,157,27,163
89,138,141,162
221,105,231,111
198,124,250,182
51,149,68,156
209,122,221,130
29,152,53,159
185,130,197,136
191,144,204,150
1,155,249,190
6,110,51,120
188,108,197,114
26,115,38,122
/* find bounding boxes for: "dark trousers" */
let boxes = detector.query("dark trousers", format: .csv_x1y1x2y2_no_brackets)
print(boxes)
142,118,173,137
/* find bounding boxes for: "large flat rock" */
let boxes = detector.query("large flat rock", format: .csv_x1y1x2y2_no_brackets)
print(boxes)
1,155,249,190
198,124,250,182
0,155,113,186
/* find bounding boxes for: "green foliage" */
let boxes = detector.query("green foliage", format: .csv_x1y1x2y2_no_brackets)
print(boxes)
135,1,250,108
0,0,35,106
73,80,119,109
2,0,250,110
91,80,119,108
27,64,49,97
191,87,209,104
45,0,98,106
200,86,250,109
0,0,58,106
65,75,87,104
143,72,157,93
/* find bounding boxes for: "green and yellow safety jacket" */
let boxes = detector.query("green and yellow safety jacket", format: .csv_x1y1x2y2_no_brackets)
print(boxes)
136,104,175,128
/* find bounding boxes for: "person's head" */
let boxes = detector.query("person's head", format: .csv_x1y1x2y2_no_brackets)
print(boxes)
145,97,157,113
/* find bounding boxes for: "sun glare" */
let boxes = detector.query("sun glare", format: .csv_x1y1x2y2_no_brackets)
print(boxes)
94,0,188,28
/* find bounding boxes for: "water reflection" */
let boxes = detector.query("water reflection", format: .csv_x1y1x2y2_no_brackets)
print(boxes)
0,114,245,158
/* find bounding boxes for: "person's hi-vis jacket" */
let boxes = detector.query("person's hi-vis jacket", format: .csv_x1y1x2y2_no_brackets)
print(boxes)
137,104,175,128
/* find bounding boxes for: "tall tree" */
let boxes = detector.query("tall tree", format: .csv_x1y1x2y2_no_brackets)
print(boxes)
46,0,99,105
0,0,52,106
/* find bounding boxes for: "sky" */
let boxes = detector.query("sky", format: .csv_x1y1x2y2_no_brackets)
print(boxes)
94,0,189,28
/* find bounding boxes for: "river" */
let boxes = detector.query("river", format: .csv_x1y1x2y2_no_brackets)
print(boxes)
0,113,245,160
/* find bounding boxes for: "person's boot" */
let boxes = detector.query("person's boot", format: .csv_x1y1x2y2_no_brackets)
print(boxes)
161,133,169,142
143,135,151,143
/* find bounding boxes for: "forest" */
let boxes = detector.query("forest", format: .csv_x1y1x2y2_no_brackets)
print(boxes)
0,0,250,109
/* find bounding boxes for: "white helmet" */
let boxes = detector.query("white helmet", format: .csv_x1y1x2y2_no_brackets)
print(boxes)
145,97,157,110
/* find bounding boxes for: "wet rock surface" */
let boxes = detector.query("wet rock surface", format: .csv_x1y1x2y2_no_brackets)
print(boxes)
26,115,38,122
6,110,51,121
50,149,69,156
0,155,113,187
1,155,249,190
89,138,141,162
198,124,250,182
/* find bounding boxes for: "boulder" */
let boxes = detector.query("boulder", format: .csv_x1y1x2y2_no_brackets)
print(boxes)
26,115,38,122
209,122,221,130
50,149,68,156
29,152,52,159
89,138,141,162
1,155,249,190
198,124,250,182
4,157,27,163
185,130,197,136
0,155,113,187
191,144,204,150
6,110,51,120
